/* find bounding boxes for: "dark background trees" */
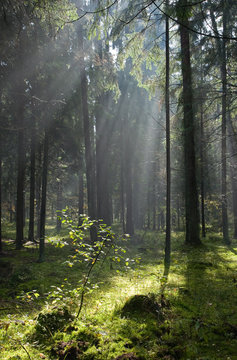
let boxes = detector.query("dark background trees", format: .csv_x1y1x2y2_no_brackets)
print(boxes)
0,0,236,258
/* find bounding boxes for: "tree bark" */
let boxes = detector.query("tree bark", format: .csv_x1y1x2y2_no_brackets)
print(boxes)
78,24,97,241
200,101,206,238
28,116,36,242
221,1,230,244
56,179,62,233
38,129,49,262
78,150,84,226
16,119,26,249
96,94,112,225
36,146,42,240
0,145,2,253
210,2,230,244
125,125,134,236
165,0,171,265
178,0,200,245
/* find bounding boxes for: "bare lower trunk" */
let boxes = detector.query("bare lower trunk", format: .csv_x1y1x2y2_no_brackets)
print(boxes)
165,0,171,265
178,0,200,245
16,126,25,249
38,130,49,262
28,118,36,242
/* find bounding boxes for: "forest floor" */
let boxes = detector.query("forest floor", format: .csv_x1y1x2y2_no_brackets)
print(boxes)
0,222,237,360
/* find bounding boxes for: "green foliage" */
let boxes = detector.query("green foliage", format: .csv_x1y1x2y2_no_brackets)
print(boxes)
34,0,78,33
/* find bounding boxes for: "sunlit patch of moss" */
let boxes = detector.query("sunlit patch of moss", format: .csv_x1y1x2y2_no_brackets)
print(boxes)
0,227,236,359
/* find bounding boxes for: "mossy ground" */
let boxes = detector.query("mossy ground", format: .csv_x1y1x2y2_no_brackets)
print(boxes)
0,222,236,359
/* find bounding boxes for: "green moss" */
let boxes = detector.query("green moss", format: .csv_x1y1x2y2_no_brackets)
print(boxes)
35,307,74,338
0,229,236,360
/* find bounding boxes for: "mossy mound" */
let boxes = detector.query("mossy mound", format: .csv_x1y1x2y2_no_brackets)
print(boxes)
35,307,74,337
52,340,89,360
120,294,161,319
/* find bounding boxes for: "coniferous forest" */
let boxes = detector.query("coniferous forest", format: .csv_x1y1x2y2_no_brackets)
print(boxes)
0,1,237,359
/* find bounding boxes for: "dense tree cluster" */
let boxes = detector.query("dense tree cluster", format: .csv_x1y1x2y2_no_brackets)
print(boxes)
0,0,237,260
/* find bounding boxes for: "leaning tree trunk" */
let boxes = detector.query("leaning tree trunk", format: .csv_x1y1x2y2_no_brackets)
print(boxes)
38,129,49,262
178,0,200,245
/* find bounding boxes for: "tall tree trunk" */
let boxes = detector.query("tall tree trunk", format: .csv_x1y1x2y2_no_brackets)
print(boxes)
96,94,112,225
221,1,230,244
120,120,125,233
16,120,26,249
228,116,237,238
165,0,171,265
78,150,84,226
200,100,206,238
152,160,156,231
178,0,200,245
78,24,97,241
56,179,62,233
0,145,2,253
147,186,151,229
125,126,134,236
177,195,180,231
199,60,206,238
28,116,36,242
36,146,42,239
38,129,49,262
210,2,230,244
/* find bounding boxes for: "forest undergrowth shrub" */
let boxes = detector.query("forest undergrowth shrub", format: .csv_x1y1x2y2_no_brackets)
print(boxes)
44,209,139,317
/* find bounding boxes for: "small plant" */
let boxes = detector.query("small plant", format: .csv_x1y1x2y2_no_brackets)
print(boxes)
48,209,135,318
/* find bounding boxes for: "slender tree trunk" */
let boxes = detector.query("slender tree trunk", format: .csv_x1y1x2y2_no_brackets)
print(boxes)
16,122,26,249
38,129,49,262
28,117,36,242
200,74,206,238
78,150,84,225
210,2,230,244
56,179,62,233
152,160,156,230
120,134,125,234
221,2,230,244
147,187,151,229
178,0,200,245
125,128,134,236
228,115,237,238
36,146,42,240
165,0,171,265
0,146,2,253
200,106,206,238
177,195,180,231
78,24,97,241
96,94,112,225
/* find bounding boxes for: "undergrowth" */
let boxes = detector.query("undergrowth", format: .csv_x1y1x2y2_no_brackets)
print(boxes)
0,224,236,360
